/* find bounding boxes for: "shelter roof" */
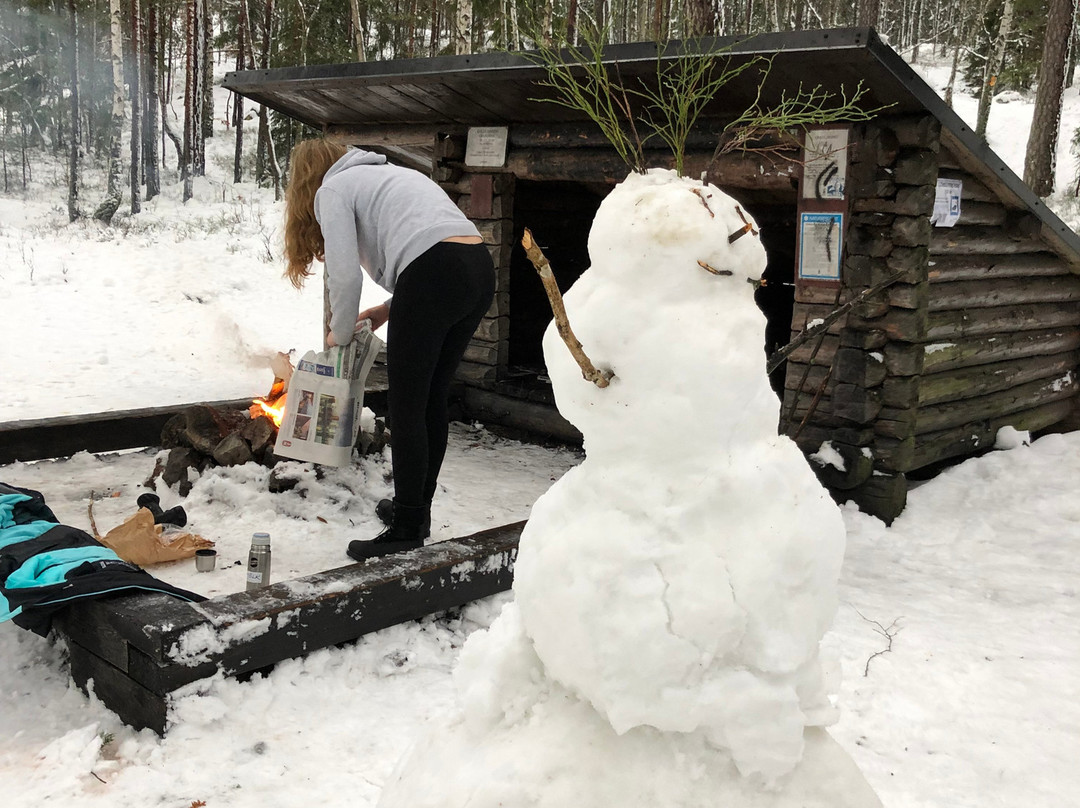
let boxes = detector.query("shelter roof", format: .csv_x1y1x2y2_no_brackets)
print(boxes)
223,27,1080,261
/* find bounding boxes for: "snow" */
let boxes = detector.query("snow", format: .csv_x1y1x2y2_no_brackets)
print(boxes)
1,47,1079,808
381,171,874,806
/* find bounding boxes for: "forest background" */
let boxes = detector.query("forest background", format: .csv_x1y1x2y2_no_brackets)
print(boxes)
2,0,1080,223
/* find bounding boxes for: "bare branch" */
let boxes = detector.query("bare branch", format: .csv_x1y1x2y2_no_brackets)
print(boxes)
521,228,613,389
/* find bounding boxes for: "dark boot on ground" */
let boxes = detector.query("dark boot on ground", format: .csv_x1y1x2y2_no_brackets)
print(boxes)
376,497,430,536
348,501,430,561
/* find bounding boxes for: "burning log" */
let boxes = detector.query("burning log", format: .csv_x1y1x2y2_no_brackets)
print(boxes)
154,368,389,497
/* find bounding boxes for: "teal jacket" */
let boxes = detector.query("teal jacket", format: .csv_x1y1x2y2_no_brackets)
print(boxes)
0,483,203,636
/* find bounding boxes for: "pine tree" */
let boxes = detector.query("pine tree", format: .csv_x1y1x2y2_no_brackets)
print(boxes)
1023,0,1076,196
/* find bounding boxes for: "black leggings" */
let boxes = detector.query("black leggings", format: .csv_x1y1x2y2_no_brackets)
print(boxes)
386,241,495,508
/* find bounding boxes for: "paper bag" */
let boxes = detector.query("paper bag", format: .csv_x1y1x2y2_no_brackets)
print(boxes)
273,323,384,467
100,508,214,567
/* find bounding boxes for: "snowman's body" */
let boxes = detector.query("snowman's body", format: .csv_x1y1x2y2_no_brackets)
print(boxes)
379,171,882,808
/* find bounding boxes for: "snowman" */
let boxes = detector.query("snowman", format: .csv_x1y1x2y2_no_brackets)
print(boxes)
378,170,882,808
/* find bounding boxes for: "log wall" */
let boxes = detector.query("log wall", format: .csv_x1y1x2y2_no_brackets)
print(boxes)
785,118,1080,523
434,133,514,390
783,114,942,521
911,146,1080,468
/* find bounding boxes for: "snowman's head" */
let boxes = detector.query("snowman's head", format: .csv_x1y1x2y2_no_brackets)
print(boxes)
587,169,767,293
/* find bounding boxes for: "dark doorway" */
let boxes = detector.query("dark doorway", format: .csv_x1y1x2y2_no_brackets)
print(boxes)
509,180,609,375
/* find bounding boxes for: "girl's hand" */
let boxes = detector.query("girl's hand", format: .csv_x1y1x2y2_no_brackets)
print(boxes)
357,302,390,331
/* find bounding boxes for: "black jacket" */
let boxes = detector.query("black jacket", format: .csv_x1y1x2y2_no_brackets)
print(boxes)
0,482,204,636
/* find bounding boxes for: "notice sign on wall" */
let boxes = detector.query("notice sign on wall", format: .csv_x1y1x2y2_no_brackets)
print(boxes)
802,128,849,201
465,126,509,168
931,178,963,227
798,212,844,281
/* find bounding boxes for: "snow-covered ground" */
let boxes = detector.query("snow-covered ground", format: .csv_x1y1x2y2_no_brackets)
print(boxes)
0,47,1078,808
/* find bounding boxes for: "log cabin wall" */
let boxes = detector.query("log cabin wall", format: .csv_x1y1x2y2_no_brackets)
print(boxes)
783,113,941,522
911,149,1080,469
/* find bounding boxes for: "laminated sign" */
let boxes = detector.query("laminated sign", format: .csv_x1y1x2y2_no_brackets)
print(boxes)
274,324,384,467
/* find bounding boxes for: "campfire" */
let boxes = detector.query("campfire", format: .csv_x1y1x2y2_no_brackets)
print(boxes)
149,353,388,497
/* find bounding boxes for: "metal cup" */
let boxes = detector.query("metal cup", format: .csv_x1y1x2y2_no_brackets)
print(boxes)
195,548,217,572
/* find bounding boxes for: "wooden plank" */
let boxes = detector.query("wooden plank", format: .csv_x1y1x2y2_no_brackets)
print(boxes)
60,523,523,692
0,370,388,464
917,351,1080,407
55,523,526,732
927,252,1071,282
0,398,249,465
926,302,1080,340
921,328,1080,373
953,201,1008,227
930,225,1044,255
912,398,1077,470
66,640,169,734
936,168,999,202
913,373,1078,435
927,275,1080,311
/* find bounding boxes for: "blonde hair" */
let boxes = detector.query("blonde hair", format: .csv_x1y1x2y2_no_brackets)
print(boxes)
283,139,349,288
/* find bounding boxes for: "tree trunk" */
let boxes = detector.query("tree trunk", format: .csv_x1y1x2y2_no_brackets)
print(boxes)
201,2,214,145
145,0,161,198
183,0,195,201
234,0,247,183
944,28,961,107
130,0,143,215
259,0,282,200
94,0,126,223
67,0,82,221
1023,0,1076,196
857,0,881,28
977,0,1014,140
349,0,366,60
456,0,473,54
1066,7,1078,90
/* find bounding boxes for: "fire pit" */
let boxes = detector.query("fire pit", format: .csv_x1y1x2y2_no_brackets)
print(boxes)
151,366,389,496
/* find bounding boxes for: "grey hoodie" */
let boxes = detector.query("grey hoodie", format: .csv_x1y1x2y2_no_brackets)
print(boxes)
315,148,481,346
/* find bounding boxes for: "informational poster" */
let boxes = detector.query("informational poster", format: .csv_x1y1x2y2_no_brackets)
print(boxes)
931,178,963,227
802,128,849,201
465,126,509,167
798,212,844,281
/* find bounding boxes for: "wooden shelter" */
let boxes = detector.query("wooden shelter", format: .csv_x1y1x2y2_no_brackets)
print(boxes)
224,27,1080,522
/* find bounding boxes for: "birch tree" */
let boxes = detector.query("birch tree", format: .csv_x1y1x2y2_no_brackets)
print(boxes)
130,0,143,215
976,0,1015,139
94,0,126,223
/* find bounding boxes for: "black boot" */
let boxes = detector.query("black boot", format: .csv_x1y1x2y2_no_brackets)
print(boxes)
375,498,430,536
347,501,430,561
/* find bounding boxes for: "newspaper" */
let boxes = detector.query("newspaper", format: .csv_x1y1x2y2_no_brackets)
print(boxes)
273,323,384,467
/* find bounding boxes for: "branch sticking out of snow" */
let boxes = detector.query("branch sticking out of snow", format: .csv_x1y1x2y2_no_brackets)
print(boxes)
521,227,613,389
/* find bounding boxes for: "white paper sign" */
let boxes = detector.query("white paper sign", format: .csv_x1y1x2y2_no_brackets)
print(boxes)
802,129,849,200
465,126,509,167
932,178,963,227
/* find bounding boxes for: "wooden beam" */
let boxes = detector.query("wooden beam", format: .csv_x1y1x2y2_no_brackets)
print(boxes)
918,351,1079,407
926,302,1080,340
921,327,1080,374
913,374,1078,435
54,522,524,733
0,370,388,464
927,252,1072,282
912,397,1077,470
927,275,1080,311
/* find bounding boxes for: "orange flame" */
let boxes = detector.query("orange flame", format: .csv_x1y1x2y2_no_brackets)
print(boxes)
251,377,288,427
251,397,285,427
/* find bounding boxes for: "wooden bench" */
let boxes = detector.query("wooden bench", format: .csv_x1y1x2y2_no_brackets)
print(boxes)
54,521,522,734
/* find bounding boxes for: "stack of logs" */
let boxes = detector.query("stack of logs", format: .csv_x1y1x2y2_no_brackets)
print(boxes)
151,404,388,496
